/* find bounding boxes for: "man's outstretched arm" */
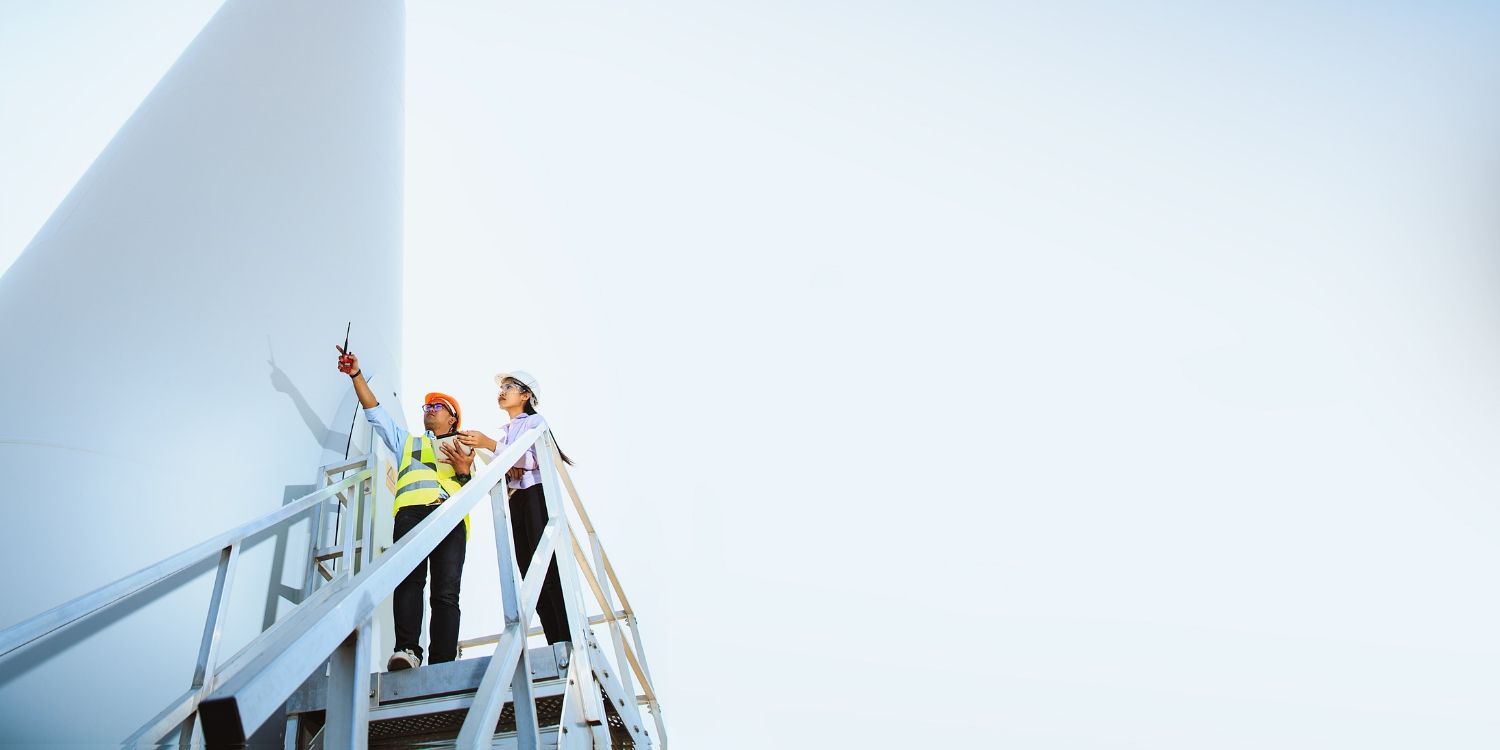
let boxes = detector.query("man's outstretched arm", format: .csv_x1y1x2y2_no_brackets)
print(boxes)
337,345,379,408
337,344,406,455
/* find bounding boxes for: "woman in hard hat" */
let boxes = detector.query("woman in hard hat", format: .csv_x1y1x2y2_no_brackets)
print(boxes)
456,370,574,645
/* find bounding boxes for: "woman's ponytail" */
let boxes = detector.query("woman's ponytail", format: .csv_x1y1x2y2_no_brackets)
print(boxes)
525,392,573,465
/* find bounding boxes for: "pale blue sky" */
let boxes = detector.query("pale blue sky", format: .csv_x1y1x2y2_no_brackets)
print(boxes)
5,1,1500,747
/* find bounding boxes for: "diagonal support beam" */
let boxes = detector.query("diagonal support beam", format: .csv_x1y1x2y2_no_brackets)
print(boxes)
536,434,612,748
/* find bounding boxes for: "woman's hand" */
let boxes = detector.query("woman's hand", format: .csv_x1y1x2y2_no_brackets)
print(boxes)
439,441,474,475
457,430,497,452
507,467,525,481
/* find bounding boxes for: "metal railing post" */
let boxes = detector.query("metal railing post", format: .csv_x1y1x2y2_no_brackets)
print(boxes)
456,468,561,745
339,472,360,576
455,483,540,750
324,622,371,750
303,469,330,597
175,540,241,747
361,471,377,570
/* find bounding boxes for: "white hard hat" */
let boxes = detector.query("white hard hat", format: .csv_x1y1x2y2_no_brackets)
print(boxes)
494,370,540,405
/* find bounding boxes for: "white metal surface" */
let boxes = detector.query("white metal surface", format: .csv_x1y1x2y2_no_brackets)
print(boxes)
0,0,404,741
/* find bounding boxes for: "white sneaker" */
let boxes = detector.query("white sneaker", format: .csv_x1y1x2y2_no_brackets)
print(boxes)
387,649,420,671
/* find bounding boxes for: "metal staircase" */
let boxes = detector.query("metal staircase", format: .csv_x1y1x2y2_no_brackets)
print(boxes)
0,426,666,748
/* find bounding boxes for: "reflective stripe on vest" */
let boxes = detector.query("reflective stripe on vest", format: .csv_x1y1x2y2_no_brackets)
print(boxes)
395,434,468,536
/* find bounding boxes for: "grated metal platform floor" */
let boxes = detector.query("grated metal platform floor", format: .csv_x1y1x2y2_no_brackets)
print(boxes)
285,643,634,749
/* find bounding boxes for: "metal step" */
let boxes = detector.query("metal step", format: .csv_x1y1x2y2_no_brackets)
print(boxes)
285,644,634,748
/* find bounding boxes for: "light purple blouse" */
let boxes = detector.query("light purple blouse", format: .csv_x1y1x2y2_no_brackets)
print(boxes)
492,412,549,490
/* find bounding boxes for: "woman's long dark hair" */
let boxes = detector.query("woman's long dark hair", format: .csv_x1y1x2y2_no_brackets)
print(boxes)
523,390,573,465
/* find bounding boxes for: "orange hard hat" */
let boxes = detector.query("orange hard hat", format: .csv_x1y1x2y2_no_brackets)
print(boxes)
423,392,461,431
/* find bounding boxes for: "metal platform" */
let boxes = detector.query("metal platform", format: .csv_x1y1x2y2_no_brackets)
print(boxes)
285,644,635,749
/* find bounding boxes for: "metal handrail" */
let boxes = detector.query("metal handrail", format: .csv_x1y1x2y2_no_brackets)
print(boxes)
0,464,371,660
124,569,358,745
456,610,625,648
197,427,546,743
126,458,378,746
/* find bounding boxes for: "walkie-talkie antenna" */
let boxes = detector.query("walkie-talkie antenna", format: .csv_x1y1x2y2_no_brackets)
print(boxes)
343,322,358,460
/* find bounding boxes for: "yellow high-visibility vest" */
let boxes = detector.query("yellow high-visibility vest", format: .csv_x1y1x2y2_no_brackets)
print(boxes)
395,434,469,537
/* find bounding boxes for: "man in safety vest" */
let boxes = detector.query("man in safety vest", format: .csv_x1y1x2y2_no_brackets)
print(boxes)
336,344,475,671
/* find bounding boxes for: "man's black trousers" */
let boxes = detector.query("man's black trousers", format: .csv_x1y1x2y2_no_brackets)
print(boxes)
508,483,572,644
392,504,466,663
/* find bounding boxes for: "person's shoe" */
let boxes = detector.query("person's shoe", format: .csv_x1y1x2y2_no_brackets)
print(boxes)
387,649,420,672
